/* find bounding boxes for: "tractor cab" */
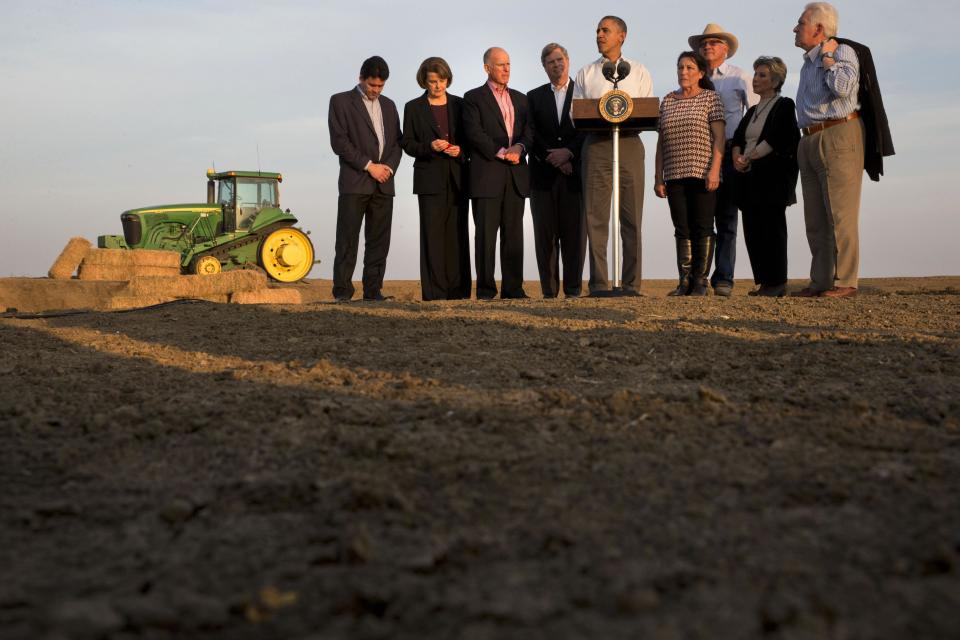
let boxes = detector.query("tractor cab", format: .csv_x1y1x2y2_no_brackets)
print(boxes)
206,170,283,232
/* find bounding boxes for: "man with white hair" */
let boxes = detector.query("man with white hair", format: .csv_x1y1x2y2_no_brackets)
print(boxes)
689,23,758,297
792,2,864,298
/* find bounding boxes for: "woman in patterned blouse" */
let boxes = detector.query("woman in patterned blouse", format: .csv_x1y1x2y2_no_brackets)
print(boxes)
654,51,726,296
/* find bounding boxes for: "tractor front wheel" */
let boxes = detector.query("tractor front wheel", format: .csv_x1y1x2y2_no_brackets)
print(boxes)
259,227,314,282
191,255,222,276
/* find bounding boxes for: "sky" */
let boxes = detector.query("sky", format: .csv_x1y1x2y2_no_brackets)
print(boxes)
2,0,958,281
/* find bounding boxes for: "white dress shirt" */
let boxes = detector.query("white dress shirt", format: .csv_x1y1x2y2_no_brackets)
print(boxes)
551,80,569,124
573,56,653,100
708,62,758,140
356,84,386,171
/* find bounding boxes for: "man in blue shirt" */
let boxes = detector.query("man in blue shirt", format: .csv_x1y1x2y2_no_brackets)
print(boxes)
792,2,864,298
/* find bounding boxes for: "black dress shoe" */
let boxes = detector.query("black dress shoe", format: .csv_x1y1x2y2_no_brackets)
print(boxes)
334,295,352,303
502,292,530,299
362,292,392,301
477,295,496,301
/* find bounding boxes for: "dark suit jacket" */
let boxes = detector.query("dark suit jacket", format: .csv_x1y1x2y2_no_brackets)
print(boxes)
835,37,894,182
526,81,584,192
462,83,533,198
732,96,800,209
399,92,465,195
328,87,402,196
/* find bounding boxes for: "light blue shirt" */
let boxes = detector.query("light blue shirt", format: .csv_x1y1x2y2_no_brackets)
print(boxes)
795,42,860,129
708,61,758,140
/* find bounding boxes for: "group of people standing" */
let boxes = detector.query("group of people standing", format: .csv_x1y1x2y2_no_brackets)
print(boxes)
327,2,891,302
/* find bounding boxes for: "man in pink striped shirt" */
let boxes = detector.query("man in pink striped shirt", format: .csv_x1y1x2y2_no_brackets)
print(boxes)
463,47,534,300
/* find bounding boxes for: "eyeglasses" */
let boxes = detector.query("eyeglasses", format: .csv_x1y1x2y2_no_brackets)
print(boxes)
701,39,726,47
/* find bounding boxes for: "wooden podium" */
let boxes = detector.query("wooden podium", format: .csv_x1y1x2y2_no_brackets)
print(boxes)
571,97,660,132
572,97,659,294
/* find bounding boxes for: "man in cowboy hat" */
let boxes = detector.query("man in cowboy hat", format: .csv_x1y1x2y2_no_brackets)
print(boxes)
689,23,758,296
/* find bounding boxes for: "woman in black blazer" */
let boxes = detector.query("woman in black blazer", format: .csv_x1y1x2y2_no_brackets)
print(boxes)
400,57,471,300
732,56,801,297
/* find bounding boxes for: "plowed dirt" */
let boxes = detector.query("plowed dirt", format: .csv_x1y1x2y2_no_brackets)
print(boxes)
2,278,958,639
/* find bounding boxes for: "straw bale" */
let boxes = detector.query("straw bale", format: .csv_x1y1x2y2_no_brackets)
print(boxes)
125,269,268,298
105,294,229,310
78,264,181,281
83,248,182,268
48,237,92,279
105,296,174,311
230,288,303,305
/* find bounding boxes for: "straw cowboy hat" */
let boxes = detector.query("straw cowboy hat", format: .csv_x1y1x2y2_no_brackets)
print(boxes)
688,23,739,59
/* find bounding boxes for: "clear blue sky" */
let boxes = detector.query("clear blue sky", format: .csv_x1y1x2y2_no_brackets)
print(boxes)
2,0,957,279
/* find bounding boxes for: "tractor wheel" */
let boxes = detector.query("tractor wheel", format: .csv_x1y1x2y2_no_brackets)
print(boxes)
191,255,222,276
259,227,314,282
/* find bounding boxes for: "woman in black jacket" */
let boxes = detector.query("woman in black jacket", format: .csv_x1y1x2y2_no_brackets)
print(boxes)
731,56,800,297
400,57,471,300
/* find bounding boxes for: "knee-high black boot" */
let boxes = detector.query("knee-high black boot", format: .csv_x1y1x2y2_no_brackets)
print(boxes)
668,238,693,296
689,235,715,296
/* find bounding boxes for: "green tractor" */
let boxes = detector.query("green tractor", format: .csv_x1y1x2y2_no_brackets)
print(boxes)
98,169,315,282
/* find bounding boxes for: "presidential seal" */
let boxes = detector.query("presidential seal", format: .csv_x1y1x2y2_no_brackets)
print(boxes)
598,89,633,124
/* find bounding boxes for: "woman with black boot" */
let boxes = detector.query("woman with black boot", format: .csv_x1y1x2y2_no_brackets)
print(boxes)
654,51,726,296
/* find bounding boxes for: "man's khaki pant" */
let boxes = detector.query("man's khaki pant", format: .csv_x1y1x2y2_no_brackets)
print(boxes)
581,134,645,292
797,118,865,291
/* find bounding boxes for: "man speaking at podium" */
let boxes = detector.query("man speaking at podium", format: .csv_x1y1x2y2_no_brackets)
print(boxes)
573,16,653,295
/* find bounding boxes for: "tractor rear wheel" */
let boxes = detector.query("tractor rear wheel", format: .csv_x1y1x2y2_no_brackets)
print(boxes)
259,227,314,282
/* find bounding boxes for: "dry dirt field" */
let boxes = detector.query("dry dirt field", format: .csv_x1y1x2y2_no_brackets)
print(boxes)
2,277,959,639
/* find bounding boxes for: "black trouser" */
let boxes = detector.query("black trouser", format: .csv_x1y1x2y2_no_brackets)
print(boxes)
472,181,525,299
332,192,393,299
742,204,788,286
666,178,716,241
456,198,472,299
418,185,470,301
530,174,586,297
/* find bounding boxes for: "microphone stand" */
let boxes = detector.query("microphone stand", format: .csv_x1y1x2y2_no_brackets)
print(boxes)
610,76,622,292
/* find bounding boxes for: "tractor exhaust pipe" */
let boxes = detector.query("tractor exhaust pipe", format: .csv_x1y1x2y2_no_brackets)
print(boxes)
206,180,215,204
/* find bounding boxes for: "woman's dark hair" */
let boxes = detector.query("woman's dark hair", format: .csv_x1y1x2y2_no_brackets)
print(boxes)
677,51,714,91
416,57,453,89
360,55,390,80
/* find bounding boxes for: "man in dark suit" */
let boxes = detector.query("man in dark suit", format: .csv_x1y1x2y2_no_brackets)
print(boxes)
462,47,534,300
526,43,586,298
327,55,402,301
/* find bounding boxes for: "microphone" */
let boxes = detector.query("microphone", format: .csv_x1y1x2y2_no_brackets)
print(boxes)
601,61,616,82
616,60,631,81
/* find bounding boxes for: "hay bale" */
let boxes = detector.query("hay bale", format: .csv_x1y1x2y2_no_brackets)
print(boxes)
230,289,303,305
83,248,182,268
48,237,92,279
78,264,181,281
125,269,268,298
105,295,175,310
105,294,229,310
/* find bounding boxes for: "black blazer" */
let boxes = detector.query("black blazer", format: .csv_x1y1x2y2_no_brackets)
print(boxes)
328,87,402,196
526,81,584,192
835,37,895,182
731,96,801,210
462,84,533,198
400,93,465,195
